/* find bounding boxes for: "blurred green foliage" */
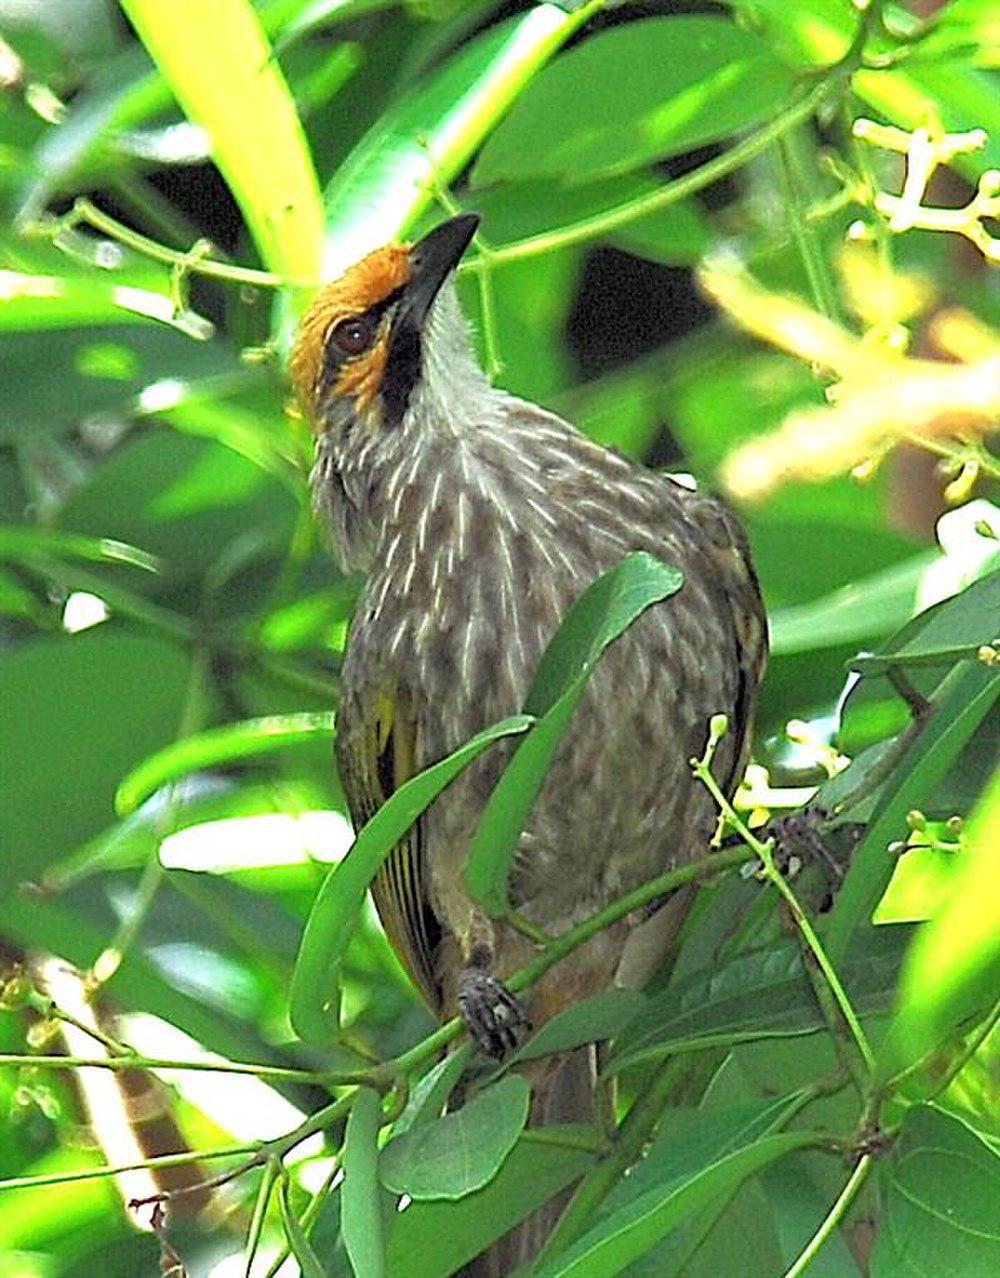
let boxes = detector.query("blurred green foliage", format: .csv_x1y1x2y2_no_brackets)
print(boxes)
1,1,998,1275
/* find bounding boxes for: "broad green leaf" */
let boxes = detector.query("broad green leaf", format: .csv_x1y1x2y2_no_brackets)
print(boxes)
825,661,1000,964
473,16,797,187
115,712,336,816
0,325,233,440
734,0,1000,173
882,768,1000,1076
0,628,196,892
342,1088,386,1278
380,1075,530,1200
466,553,683,917
534,1131,820,1277
279,1173,329,1278
870,1105,1000,1276
386,1126,594,1277
314,2,601,278
391,1047,473,1140
609,926,911,1072
514,989,647,1063
0,526,159,573
55,433,298,596
912,0,1000,67
120,0,324,288
769,553,936,656
848,566,1000,675
289,715,533,1044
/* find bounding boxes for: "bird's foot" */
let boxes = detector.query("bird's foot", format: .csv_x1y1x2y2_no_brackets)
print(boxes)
457,967,530,1060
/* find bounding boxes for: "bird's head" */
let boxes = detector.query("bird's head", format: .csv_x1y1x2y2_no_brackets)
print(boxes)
291,213,482,438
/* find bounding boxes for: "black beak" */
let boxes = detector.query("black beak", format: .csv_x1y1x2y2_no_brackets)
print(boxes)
403,213,480,327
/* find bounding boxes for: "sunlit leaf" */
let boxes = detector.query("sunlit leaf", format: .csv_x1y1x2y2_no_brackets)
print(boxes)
474,16,797,186
314,2,600,278
882,769,1000,1076
115,712,335,816
120,0,324,287
825,661,1000,963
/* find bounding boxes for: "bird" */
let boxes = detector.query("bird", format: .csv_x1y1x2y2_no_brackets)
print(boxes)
291,213,768,1273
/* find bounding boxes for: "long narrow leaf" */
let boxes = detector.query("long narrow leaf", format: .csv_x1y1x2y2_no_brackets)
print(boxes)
120,0,324,286
342,1088,386,1278
290,715,533,1044
825,661,1000,963
316,2,602,276
534,1132,820,1278
466,553,683,917
115,712,336,817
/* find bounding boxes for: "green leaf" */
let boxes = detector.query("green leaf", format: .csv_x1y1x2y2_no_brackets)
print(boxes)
0,628,196,892
825,660,1000,964
870,1105,1000,1276
313,3,599,278
342,1088,386,1278
473,16,797,187
0,526,159,573
115,711,336,816
386,1126,594,1277
882,768,1000,1077
289,715,533,1044
119,0,323,286
391,1047,473,1141
609,926,910,1072
279,1173,330,1278
514,989,647,1063
534,1131,820,1277
598,1092,809,1223
848,565,1000,674
769,553,935,656
465,552,683,917
380,1075,530,1201
0,326,233,440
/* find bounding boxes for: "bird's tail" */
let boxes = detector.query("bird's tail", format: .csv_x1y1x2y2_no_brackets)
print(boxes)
460,1046,596,1277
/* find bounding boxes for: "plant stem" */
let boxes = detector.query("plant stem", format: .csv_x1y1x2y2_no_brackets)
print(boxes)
693,726,876,1074
464,80,834,273
0,1144,256,1193
783,1154,874,1278
0,1053,361,1086
535,1052,716,1266
775,129,844,325
391,842,755,1075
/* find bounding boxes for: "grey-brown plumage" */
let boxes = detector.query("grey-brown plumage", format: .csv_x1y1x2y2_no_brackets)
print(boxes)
292,215,767,1273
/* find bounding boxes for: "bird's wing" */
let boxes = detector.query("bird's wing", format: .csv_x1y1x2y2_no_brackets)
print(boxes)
684,488,769,796
337,679,442,1013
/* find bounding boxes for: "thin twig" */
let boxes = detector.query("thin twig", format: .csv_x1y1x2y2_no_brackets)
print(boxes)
692,716,876,1074
783,1154,874,1278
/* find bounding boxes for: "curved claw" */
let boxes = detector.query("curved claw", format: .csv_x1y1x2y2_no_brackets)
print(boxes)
457,969,531,1060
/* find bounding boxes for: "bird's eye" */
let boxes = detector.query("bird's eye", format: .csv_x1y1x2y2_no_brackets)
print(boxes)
332,314,375,356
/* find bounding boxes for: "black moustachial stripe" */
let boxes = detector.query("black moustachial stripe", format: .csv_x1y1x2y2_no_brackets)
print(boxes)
381,315,422,428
